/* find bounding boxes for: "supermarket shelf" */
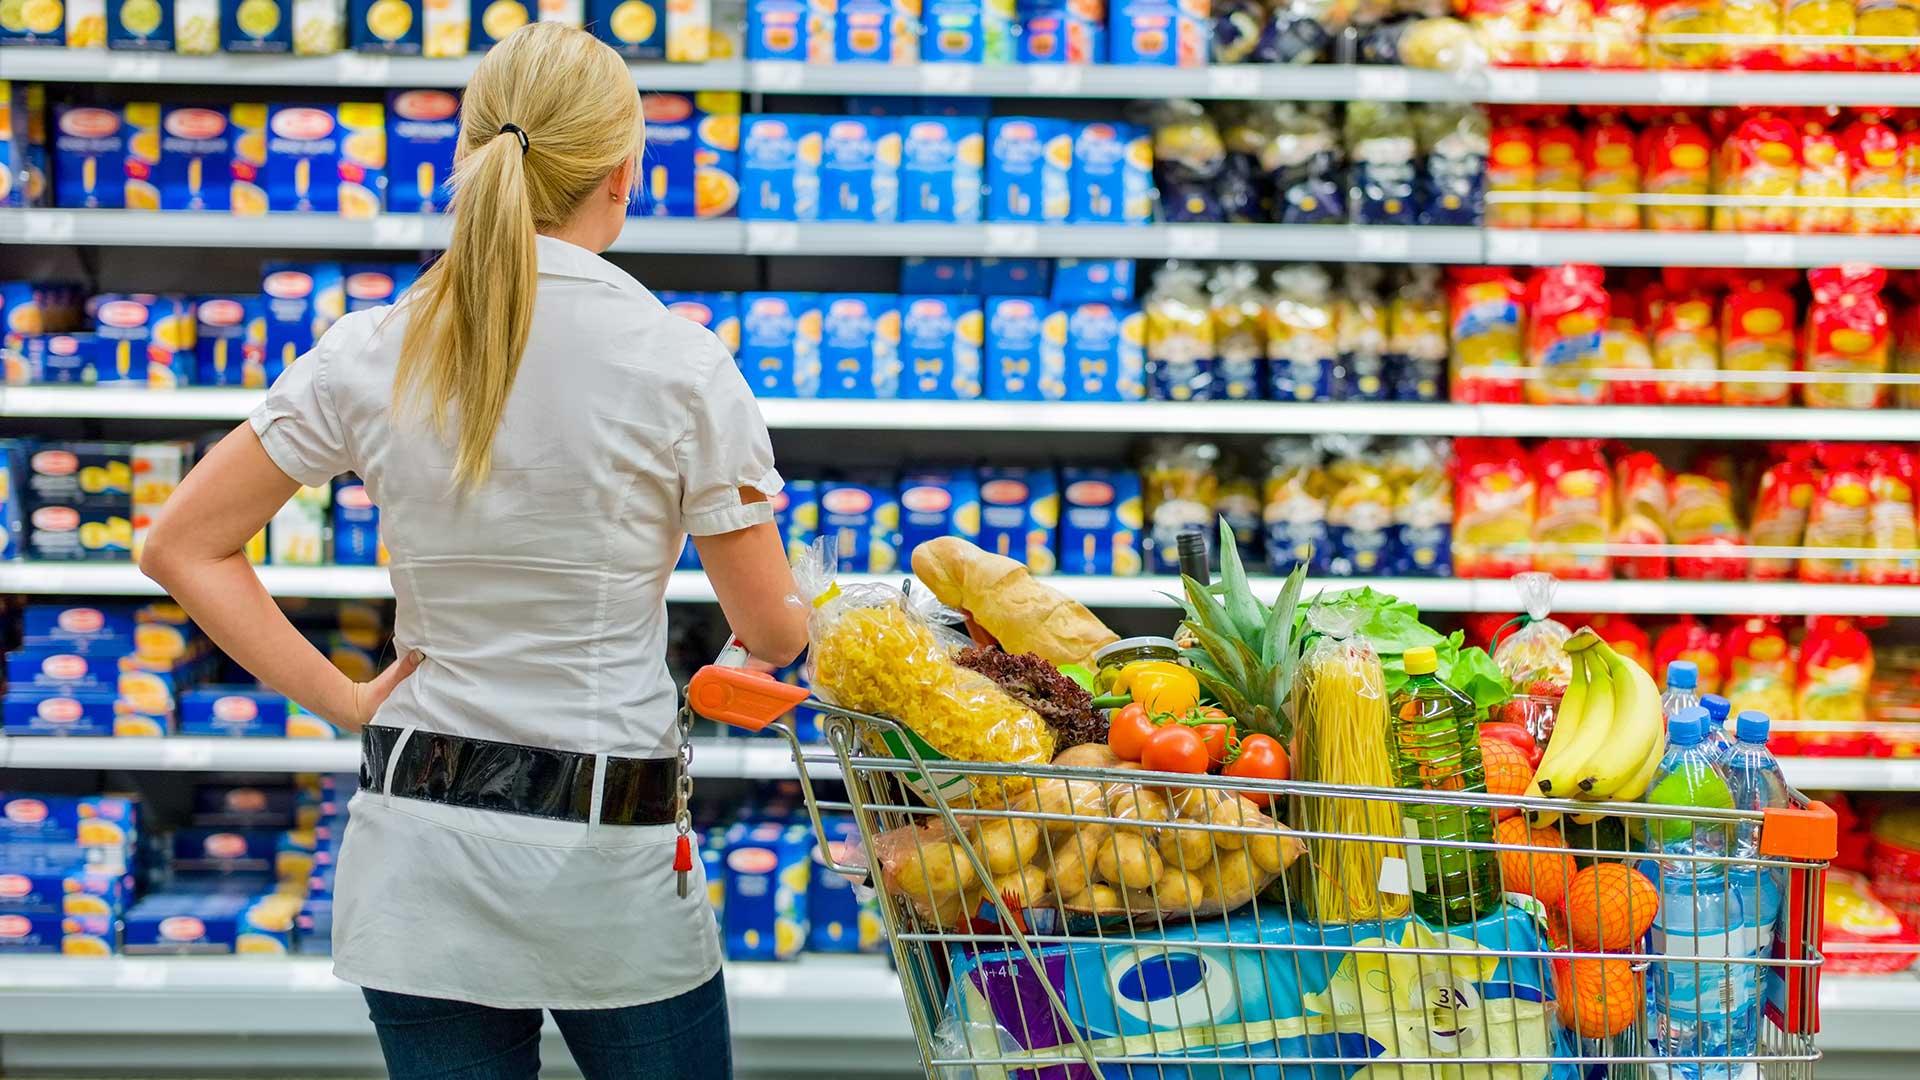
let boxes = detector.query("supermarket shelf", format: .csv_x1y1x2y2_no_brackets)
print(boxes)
0,562,388,598
0,50,747,90
1485,228,1920,269
0,210,742,254
0,386,266,420
1782,757,1920,792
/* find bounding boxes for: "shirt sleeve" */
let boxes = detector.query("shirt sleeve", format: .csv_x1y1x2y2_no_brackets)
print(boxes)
675,357,784,536
247,333,352,489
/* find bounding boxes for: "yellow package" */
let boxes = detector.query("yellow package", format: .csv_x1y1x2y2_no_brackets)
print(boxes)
1797,116,1851,234
292,0,345,53
1720,0,1781,67
1646,0,1720,67
1143,264,1215,402
1784,0,1853,67
66,0,106,45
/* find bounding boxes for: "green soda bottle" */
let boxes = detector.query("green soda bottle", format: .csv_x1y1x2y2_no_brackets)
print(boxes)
1389,645,1501,927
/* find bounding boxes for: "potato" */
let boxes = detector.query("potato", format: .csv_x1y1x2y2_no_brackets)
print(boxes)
1045,825,1111,897
1201,848,1261,909
1245,816,1305,874
1032,777,1111,824
973,818,1042,875
1151,868,1206,912
1051,743,1124,770
892,839,977,903
1207,796,1253,850
1157,819,1215,873
924,888,981,930
991,865,1052,907
1096,832,1164,890
1169,785,1232,819
1087,883,1123,912
1108,785,1172,833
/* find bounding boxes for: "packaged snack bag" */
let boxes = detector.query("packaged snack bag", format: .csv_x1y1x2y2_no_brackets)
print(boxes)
1721,0,1783,67
1650,268,1720,405
1321,435,1396,576
1206,262,1266,401
1856,0,1919,68
1725,616,1797,722
1797,112,1852,235
1386,265,1448,403
1717,111,1798,234
1653,615,1725,694
1602,287,1660,404
1590,0,1645,66
1668,470,1747,580
1749,447,1816,580
1531,439,1611,581
1344,103,1418,227
1802,263,1890,410
1783,0,1853,68
1142,439,1221,574
1414,103,1488,228
1801,444,1871,582
1447,267,1525,404
1263,439,1330,575
1485,110,1536,230
1525,263,1607,406
1581,110,1641,231
1846,111,1905,235
1390,436,1452,577
1865,446,1918,585
1796,616,1873,754
1586,612,1652,672
1647,0,1719,66
1143,263,1215,402
1334,265,1389,401
1721,270,1797,406
1641,111,1712,232
1612,449,1671,580
1895,281,1920,411
1265,264,1337,403
1492,571,1574,691
1531,111,1584,231
1530,0,1593,65
1464,0,1531,64
1452,438,1536,579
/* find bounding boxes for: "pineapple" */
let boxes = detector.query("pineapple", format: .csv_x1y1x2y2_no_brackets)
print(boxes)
1176,519,1309,744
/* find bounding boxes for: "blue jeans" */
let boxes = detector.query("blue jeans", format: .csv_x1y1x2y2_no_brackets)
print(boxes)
363,971,731,1080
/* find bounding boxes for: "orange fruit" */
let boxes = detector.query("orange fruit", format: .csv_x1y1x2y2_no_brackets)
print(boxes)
1553,956,1642,1038
1565,864,1658,953
1496,816,1577,907
1480,739,1533,820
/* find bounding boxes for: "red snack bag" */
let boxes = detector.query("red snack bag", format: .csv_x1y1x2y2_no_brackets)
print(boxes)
1717,110,1799,234
1895,283,1920,410
1587,612,1653,672
1654,614,1726,695
1669,470,1748,580
1590,0,1647,67
1641,111,1712,232
1532,439,1613,581
1453,437,1537,580
1531,0,1596,65
1602,288,1659,404
1748,446,1817,580
1526,263,1608,405
1725,615,1798,722
1446,266,1527,405
1796,616,1874,756
1467,0,1534,65
1613,449,1672,579
1802,263,1890,409
1904,121,1920,235
1801,442,1872,582
1846,110,1906,235
1720,269,1798,406
1582,110,1642,230
1651,267,1721,405
1486,111,1537,229
1532,112,1586,231
1865,445,1919,585
1798,111,1853,235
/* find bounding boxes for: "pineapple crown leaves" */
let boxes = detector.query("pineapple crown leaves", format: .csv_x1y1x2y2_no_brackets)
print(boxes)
1171,519,1310,743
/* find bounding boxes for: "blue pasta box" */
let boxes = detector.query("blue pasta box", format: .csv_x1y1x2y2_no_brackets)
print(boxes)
191,784,298,829
94,293,194,389
261,262,344,382
700,827,728,919
21,333,118,385
22,603,134,649
108,0,175,49
0,440,22,560
898,116,982,224
740,114,821,221
818,117,898,223
332,477,382,565
1051,258,1135,304
193,295,266,388
897,295,982,400
722,820,811,961
919,0,982,60
0,868,128,916
53,104,159,211
636,92,740,219
587,0,661,56
1071,121,1152,225
0,0,64,43
984,296,1064,402
19,442,132,511
1058,467,1144,575
834,0,913,62
263,103,385,217
469,0,531,46
1017,8,1101,62
738,292,821,398
771,478,818,563
6,648,124,693
178,688,290,737
171,827,278,874
818,480,898,574
745,0,832,60
977,257,1049,296
817,294,897,398
383,89,458,212
985,117,1069,223
122,893,239,954
660,291,742,355
349,0,422,51
977,466,1058,573
807,817,882,953
897,470,980,565
0,794,139,851
1062,301,1145,402
342,264,404,313
228,103,267,215
154,106,233,211
19,502,135,562
0,85,41,209
221,0,292,50
0,912,114,954
1,690,118,736
1107,0,1205,64
899,256,975,295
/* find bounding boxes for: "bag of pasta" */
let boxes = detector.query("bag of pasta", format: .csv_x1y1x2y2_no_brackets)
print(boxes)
797,541,1055,806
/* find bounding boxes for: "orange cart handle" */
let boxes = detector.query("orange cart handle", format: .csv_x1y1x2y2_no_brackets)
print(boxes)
688,665,810,732
1760,799,1839,862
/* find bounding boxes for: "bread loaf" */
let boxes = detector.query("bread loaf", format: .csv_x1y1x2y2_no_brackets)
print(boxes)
911,537,1119,668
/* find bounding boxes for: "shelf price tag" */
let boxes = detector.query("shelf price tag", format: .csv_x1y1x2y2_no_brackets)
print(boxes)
1356,228,1412,260
1483,68,1540,102
107,55,163,80
984,224,1039,255
919,64,975,94
1026,67,1083,95
1204,66,1260,98
336,53,392,84
1484,230,1543,264
287,963,344,991
1656,72,1711,104
745,222,799,253
751,61,804,92
161,742,215,769
22,212,76,243
1741,234,1797,266
1355,67,1411,101
114,962,171,990
1165,225,1220,259
372,215,428,249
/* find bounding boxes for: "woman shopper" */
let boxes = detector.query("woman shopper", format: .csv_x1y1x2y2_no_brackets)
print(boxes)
141,22,808,1080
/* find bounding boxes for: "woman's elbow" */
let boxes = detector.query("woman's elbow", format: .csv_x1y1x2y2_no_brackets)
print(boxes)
137,521,185,589
749,617,809,669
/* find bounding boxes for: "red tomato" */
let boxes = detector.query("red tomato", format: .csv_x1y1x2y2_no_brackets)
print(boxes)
1140,724,1209,775
1224,734,1290,807
1190,715,1236,769
1108,703,1157,762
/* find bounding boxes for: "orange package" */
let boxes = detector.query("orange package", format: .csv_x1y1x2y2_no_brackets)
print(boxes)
1487,111,1538,230
1526,263,1608,404
1447,267,1527,404
1641,111,1712,232
1721,270,1798,406
1583,110,1642,230
1749,446,1817,580
1796,616,1874,756
1533,439,1614,581
1651,268,1721,405
1717,110,1799,233
1533,111,1587,231
1725,615,1798,722
1798,111,1853,235
1613,449,1672,579
1453,437,1538,579
1653,614,1725,694
1602,288,1660,404
1865,445,1919,585
1846,110,1906,235
1802,263,1890,409
1531,0,1596,65
1801,443,1872,582
1669,470,1749,580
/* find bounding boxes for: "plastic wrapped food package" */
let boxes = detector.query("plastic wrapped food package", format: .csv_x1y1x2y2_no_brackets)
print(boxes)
1493,572,1574,691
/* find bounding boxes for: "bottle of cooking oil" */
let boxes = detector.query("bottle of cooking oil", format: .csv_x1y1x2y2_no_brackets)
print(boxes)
1389,645,1500,927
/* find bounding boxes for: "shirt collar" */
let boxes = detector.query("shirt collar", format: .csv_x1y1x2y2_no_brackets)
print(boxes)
534,234,652,300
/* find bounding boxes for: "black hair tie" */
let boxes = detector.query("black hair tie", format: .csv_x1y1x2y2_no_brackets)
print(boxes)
498,123,530,155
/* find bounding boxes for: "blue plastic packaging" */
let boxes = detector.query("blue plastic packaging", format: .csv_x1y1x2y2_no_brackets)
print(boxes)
898,117,983,224
985,118,1069,223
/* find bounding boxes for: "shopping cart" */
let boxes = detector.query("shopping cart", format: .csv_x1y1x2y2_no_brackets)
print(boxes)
689,665,1838,1080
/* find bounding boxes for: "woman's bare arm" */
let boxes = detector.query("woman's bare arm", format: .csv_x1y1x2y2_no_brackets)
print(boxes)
693,499,809,668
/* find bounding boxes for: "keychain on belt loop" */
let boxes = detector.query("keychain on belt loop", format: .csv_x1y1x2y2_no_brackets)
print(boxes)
673,697,696,898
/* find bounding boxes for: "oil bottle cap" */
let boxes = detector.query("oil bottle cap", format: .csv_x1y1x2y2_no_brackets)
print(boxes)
1404,645,1437,675
1737,710,1771,743
1670,705,1708,746
1700,693,1731,722
1666,660,1698,691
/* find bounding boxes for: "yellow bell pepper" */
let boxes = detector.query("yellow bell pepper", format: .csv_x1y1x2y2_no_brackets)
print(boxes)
1113,660,1200,717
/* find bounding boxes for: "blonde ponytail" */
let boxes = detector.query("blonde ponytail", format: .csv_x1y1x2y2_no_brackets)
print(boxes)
394,22,644,491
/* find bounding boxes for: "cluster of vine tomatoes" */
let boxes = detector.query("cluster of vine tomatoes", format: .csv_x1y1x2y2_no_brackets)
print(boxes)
1106,702,1291,804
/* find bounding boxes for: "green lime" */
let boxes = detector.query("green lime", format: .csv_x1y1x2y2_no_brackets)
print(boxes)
1646,763,1733,844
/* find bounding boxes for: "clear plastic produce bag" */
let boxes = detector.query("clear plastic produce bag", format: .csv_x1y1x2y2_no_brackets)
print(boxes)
1492,571,1574,693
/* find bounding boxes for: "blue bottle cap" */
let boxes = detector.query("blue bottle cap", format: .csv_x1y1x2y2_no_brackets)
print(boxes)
1700,693,1732,722
1666,660,1699,691
1670,705,1708,746
1737,711,1771,743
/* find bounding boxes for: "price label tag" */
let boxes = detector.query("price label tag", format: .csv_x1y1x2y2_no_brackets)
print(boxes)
1355,67,1412,101
161,742,215,769
115,962,171,990
1027,66,1083,95
751,61,804,92
1656,72,1711,104
1205,66,1260,98
1379,854,1414,897
372,215,427,249
1887,761,1920,789
1356,228,1412,260
1741,234,1797,265
1165,225,1220,259
919,64,975,94
1484,68,1540,102
1485,230,1543,263
745,222,799,253
287,962,344,991
22,212,77,243
984,224,1039,255
108,55,162,81
336,53,392,84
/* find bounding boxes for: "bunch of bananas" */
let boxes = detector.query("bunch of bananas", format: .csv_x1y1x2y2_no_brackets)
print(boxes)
1528,630,1668,828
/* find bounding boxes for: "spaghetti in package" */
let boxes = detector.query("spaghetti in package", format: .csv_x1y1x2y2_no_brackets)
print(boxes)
1847,112,1907,236
1452,437,1535,579
1446,267,1524,404
1493,571,1574,691
1641,111,1712,232
1668,469,1748,580
1531,439,1612,581
1646,0,1720,67
1797,116,1852,235
1716,111,1799,234
1654,615,1725,696
1725,615,1798,723
1612,449,1671,580
1525,262,1607,405
796,542,1054,806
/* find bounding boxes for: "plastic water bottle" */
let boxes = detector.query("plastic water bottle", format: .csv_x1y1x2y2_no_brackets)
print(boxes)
1699,693,1734,760
1723,710,1788,1058
1643,706,1743,1080
1663,661,1701,730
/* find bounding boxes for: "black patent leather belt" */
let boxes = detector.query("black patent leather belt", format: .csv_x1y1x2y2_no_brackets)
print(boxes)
360,726,679,826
